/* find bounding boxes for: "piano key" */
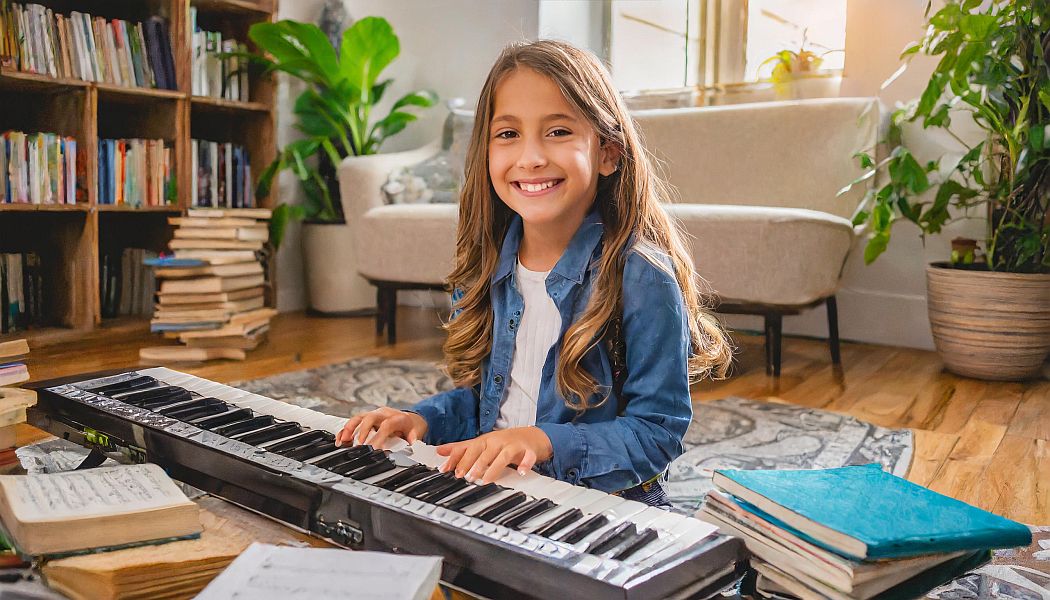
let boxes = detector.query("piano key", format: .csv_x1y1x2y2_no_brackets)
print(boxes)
159,398,228,420
575,494,629,516
610,527,660,561
500,499,557,530
440,483,501,511
558,488,614,511
373,464,430,490
398,471,451,498
113,385,185,403
314,445,377,469
87,376,157,394
151,397,213,415
417,477,471,504
532,508,583,538
632,519,718,569
232,422,303,446
585,522,636,555
459,487,519,516
326,449,387,474
262,430,330,454
474,492,527,522
213,415,276,437
557,514,609,544
283,441,339,462
344,458,398,480
192,408,253,429
139,390,195,410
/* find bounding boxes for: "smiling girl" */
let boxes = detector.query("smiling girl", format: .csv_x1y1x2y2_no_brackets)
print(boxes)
337,40,732,507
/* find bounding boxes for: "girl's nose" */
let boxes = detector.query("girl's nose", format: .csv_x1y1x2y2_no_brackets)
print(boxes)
515,136,548,170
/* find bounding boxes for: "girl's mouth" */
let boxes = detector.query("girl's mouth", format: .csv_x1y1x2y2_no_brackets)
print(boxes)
513,179,564,196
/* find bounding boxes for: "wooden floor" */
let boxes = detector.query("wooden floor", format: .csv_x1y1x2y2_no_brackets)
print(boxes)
21,307,1048,524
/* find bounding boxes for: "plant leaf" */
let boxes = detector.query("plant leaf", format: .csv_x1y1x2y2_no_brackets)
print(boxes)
339,16,400,99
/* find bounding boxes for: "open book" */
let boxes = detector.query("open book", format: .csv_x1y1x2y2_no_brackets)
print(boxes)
0,463,201,556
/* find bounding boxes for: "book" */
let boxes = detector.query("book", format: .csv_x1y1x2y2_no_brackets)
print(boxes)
155,287,263,305
0,339,29,360
173,226,269,241
169,238,263,251
168,217,259,228
0,363,29,386
187,207,271,220
172,250,259,265
154,261,263,279
0,463,201,556
196,543,442,600
139,346,246,362
712,464,1032,560
184,327,267,350
158,274,264,294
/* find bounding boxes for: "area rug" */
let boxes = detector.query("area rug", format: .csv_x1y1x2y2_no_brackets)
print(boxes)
232,357,914,514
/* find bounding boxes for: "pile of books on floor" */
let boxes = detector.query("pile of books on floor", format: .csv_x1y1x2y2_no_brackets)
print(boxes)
0,3,177,90
140,207,274,362
0,339,34,473
697,464,1033,600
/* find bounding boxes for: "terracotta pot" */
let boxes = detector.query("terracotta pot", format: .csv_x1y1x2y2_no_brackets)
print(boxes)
927,263,1050,380
302,222,375,315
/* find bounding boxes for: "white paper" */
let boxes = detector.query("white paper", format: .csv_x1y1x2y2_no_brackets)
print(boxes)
197,543,443,600
4,463,189,522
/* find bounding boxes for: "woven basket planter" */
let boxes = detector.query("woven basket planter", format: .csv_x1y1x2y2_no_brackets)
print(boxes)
927,263,1050,381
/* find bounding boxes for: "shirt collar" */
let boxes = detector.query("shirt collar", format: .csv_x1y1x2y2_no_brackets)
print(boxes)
492,210,605,285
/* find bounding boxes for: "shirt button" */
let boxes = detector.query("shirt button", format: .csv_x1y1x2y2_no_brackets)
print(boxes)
484,409,491,416
493,374,503,384
567,468,579,481
508,319,516,330
514,310,521,317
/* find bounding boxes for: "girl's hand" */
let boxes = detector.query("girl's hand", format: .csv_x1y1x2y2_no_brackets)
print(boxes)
335,407,428,448
436,427,554,484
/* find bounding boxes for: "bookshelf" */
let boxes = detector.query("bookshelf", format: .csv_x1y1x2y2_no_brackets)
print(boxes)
0,0,277,347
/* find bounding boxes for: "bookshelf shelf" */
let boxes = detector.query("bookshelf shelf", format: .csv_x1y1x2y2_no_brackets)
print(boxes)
0,0,276,345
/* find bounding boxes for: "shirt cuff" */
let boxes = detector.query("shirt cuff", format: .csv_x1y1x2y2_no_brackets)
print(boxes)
535,422,587,485
406,405,444,445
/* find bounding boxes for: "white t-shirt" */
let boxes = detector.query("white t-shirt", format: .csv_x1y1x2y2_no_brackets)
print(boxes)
494,261,562,430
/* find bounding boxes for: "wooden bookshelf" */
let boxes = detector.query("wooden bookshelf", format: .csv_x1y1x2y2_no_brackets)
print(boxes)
0,0,277,347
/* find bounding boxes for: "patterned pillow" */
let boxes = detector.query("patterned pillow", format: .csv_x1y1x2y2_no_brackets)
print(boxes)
382,99,474,204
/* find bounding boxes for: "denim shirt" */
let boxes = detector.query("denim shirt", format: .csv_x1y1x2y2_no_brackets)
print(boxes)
411,211,693,493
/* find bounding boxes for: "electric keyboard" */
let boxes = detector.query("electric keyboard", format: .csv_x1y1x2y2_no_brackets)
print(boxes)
26,368,744,599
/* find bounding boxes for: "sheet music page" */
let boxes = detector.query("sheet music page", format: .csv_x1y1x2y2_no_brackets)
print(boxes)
197,543,443,600
3,463,190,521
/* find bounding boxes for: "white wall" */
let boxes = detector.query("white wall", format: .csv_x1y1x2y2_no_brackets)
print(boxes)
274,0,539,311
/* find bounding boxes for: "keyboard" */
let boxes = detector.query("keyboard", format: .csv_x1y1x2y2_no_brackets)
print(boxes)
27,368,744,599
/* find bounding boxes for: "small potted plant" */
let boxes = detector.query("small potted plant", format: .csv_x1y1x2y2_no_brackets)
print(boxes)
248,16,436,312
842,1,1050,380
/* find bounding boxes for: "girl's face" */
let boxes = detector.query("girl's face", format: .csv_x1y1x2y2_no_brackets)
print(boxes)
488,68,619,232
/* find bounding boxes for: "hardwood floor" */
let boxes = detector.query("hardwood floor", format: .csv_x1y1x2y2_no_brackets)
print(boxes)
21,308,1048,524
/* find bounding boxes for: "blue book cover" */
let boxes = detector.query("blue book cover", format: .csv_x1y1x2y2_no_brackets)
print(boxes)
143,257,206,268
714,464,1031,560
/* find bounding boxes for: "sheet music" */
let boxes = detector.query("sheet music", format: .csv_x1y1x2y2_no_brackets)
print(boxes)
3,463,190,521
196,543,442,600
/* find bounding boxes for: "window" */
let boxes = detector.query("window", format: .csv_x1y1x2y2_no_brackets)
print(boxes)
743,0,846,82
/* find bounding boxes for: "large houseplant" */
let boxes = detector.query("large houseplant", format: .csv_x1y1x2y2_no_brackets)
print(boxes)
249,16,437,248
843,1,1050,380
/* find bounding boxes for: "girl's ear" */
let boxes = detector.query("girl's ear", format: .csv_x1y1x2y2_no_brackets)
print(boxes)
598,140,622,177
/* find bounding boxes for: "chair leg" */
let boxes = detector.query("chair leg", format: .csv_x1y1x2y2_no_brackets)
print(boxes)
375,286,387,336
386,287,398,345
764,313,783,377
826,295,841,365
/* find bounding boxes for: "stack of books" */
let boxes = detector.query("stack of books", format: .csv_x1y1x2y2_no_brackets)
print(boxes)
140,207,274,362
0,3,177,90
0,338,35,473
698,464,1033,600
1,130,77,205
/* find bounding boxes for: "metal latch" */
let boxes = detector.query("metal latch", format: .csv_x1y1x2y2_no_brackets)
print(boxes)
316,515,364,547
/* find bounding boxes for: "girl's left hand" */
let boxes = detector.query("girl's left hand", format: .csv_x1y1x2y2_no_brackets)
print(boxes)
436,427,554,484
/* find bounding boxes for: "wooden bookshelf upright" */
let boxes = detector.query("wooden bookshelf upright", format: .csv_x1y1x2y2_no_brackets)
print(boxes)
0,0,277,347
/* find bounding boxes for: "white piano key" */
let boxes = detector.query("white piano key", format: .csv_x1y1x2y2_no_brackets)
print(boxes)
602,499,649,523
632,519,718,569
558,488,611,511
646,510,690,534
575,494,628,516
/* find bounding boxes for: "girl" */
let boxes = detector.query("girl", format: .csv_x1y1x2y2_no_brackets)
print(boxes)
336,39,731,506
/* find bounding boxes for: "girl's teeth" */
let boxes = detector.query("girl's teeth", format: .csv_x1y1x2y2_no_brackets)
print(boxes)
521,181,556,192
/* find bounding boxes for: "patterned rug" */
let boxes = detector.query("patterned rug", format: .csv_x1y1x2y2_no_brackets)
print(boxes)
232,357,914,514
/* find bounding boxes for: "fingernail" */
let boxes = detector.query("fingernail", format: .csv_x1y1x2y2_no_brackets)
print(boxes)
518,468,526,477
334,440,342,447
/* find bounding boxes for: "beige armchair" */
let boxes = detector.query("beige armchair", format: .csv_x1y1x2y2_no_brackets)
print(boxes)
338,98,878,374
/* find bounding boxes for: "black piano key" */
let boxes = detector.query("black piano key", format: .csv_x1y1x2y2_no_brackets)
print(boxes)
474,492,527,522
283,441,338,462
163,400,229,422
501,499,557,530
312,446,373,470
417,477,471,503
233,422,303,446
139,390,194,410
400,472,454,498
112,385,184,403
585,522,636,556
264,430,330,454
156,397,223,417
344,458,397,480
557,514,610,545
534,508,584,538
325,449,386,474
86,375,157,394
192,408,252,429
214,415,276,437
610,527,660,561
441,483,501,511
373,464,430,490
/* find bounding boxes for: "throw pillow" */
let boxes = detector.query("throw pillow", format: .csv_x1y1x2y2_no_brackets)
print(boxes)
382,99,475,204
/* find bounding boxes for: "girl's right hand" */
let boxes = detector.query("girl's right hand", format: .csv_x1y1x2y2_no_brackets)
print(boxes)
335,407,428,448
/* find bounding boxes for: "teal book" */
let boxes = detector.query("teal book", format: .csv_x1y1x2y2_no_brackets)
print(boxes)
714,463,1031,561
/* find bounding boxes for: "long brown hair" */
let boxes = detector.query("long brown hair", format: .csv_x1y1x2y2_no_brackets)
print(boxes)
444,39,732,409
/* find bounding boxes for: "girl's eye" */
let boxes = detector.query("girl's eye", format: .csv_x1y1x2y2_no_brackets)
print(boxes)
495,130,517,140
549,128,571,137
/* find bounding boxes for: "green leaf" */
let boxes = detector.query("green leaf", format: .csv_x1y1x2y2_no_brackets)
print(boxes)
899,42,921,59
339,16,400,99
864,231,891,264
249,21,339,85
255,156,283,200
269,203,306,250
391,90,439,112
853,151,875,169
888,150,931,194
1030,124,1046,151
370,111,417,146
371,78,394,105
852,209,870,227
958,14,998,40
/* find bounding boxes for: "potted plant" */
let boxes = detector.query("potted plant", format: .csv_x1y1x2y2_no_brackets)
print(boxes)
843,1,1050,380
248,17,437,312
